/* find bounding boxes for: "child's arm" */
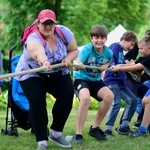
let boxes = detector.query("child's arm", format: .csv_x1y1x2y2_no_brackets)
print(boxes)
73,60,85,71
110,63,144,72
100,63,110,72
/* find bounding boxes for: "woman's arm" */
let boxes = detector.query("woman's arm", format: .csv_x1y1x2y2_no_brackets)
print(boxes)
27,41,51,69
62,37,78,67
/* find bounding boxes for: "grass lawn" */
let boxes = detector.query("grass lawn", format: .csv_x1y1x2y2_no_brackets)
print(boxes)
0,107,150,150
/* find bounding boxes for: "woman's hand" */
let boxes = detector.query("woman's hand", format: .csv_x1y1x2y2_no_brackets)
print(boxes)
62,57,71,67
42,60,51,71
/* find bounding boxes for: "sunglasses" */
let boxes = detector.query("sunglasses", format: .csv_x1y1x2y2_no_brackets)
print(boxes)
41,21,55,27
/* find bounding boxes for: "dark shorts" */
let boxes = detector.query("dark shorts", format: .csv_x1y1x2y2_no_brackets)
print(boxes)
74,79,107,101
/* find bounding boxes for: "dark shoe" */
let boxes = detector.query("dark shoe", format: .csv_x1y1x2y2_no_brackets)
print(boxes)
132,121,141,129
104,129,114,136
115,126,132,135
148,124,150,133
129,128,149,138
71,134,84,144
89,126,107,140
36,144,47,150
49,134,71,148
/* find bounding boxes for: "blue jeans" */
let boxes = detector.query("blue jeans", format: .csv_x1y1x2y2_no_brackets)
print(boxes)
106,84,137,126
136,80,150,114
143,80,150,88
136,97,142,115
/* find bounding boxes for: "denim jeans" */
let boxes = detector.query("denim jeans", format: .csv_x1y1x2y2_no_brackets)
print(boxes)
143,80,150,88
136,80,150,114
106,84,137,126
136,97,142,115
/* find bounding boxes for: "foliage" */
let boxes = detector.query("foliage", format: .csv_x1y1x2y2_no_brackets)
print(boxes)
0,90,127,111
0,0,62,53
61,0,150,45
0,90,7,110
0,0,150,53
0,91,55,110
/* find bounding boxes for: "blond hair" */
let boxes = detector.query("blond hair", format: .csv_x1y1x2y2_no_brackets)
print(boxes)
139,35,150,47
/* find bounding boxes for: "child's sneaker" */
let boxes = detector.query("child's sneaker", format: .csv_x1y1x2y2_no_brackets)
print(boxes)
115,126,132,135
129,129,149,138
89,126,107,140
132,121,141,129
148,124,150,133
71,134,84,144
104,129,114,136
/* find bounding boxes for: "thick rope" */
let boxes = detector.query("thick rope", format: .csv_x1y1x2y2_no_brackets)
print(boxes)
0,63,111,80
71,64,100,70
0,63,65,80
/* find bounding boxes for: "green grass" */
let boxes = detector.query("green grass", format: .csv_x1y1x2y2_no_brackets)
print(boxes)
0,107,150,150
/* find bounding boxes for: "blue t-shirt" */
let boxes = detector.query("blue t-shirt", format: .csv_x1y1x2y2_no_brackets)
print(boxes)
74,42,113,81
103,42,126,87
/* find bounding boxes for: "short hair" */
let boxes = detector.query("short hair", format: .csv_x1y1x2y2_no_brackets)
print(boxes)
120,31,137,44
90,25,108,38
139,35,150,47
145,29,150,36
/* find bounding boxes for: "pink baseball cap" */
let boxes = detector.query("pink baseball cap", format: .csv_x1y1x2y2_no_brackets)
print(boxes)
37,9,57,23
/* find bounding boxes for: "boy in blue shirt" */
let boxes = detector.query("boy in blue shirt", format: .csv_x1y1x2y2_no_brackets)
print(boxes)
103,31,138,136
110,35,150,137
72,25,114,143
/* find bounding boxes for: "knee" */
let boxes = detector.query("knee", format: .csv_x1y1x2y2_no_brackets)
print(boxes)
80,97,90,107
102,92,114,105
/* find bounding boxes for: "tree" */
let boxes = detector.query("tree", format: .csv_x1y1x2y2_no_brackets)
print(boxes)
0,0,150,52
0,0,62,52
61,0,150,46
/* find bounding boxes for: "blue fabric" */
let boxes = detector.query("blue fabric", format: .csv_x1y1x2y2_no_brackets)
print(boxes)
74,43,113,81
145,89,150,97
106,84,137,126
11,55,29,111
136,80,150,114
103,43,126,87
140,125,148,131
136,97,142,115
143,80,150,89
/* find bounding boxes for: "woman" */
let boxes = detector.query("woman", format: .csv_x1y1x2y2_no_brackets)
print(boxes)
15,9,78,150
